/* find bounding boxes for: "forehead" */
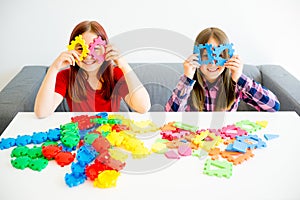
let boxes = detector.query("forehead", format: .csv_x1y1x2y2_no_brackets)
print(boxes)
81,31,98,44
207,37,220,47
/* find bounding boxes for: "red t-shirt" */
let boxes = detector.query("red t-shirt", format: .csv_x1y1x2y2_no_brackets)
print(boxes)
55,67,129,112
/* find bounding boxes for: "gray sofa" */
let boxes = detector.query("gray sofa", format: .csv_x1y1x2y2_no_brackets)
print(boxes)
0,63,299,135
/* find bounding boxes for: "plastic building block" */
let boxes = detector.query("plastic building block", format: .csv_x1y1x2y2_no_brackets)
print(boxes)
31,132,48,144
28,158,48,171
65,173,86,187
264,134,279,141
109,148,129,162
11,156,31,170
42,141,58,147
166,139,185,149
15,135,32,146
11,146,29,157
208,148,221,160
105,157,126,171
94,170,121,188
84,133,100,145
256,120,268,128
231,140,248,153
67,34,90,61
164,150,180,159
192,149,208,158
88,35,107,63
236,135,267,149
27,146,43,159
92,136,111,153
112,124,129,132
55,151,75,167
47,128,61,141
203,159,233,178
173,122,198,132
178,145,192,156
235,120,262,133
221,149,254,165
96,112,108,118
42,145,62,159
61,134,80,148
151,142,168,154
76,145,98,165
160,122,177,131
71,162,86,177
60,122,79,132
213,43,234,66
0,137,16,150
129,120,160,133
71,115,97,130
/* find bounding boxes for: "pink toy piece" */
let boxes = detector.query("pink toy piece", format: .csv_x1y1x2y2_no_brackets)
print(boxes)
88,36,107,63
219,125,248,139
164,150,180,159
178,145,192,156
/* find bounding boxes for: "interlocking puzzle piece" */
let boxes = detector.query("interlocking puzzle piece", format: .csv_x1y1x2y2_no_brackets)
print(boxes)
151,142,168,154
219,125,248,139
28,158,48,171
76,145,98,165
166,139,185,149
164,150,180,159
11,146,29,157
192,149,208,158
256,120,268,128
213,43,234,66
42,145,62,160
235,120,262,133
94,170,120,188
92,136,111,153
109,148,129,162
264,134,279,141
160,122,177,131
15,135,32,146
231,140,248,153
0,137,16,150
96,112,108,118
208,148,221,160
105,157,126,171
11,156,31,170
203,159,233,178
236,135,267,149
67,34,90,61
60,122,79,132
89,35,107,63
27,146,43,159
31,131,48,144
178,145,192,156
129,120,160,133
47,128,61,141
173,122,198,132
84,133,101,145
55,151,75,167
193,43,214,65
221,149,254,165
71,162,86,177
85,162,112,181
65,173,86,187
61,134,80,148
71,115,97,130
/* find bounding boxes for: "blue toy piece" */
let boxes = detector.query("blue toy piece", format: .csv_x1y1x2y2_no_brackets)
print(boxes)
264,134,279,141
193,43,214,65
71,162,86,177
47,128,61,141
76,145,98,165
231,140,248,153
15,135,32,146
58,143,77,152
32,131,48,144
213,43,234,66
0,138,16,150
236,135,267,149
65,173,86,187
96,112,108,118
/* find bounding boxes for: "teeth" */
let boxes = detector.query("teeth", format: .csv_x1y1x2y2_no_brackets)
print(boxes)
207,68,218,72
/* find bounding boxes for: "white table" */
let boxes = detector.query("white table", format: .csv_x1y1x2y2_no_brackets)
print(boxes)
0,112,299,200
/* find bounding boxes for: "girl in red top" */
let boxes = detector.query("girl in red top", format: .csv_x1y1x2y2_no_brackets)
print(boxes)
34,21,150,118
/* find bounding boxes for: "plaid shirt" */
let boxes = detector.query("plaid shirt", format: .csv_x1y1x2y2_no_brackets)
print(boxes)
165,74,280,112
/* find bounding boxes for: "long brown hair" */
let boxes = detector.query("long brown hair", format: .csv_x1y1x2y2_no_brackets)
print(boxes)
188,27,236,111
68,21,114,102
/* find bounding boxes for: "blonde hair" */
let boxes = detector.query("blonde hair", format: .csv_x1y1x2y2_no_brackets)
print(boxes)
188,27,236,111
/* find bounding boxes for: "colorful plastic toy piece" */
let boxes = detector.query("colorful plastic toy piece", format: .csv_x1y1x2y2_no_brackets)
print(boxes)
27,146,43,159
88,35,107,63
11,146,29,157
203,159,233,178
11,156,31,170
94,170,121,188
31,131,48,144
65,173,86,187
28,158,48,171
151,142,168,154
42,145,62,160
15,135,32,146
85,162,112,181
55,151,75,167
208,148,221,160
231,140,248,153
193,43,214,65
109,148,129,162
264,134,279,141
236,135,267,149
91,118,108,125
96,112,108,118
178,145,192,156
221,149,254,165
235,120,262,133
213,43,234,66
173,122,198,132
47,128,61,141
164,150,180,159
76,145,98,165
61,134,80,148
219,125,248,139
105,157,126,171
84,133,101,145
0,137,16,150
71,115,97,130
67,35,90,61
192,149,208,158
256,120,268,128
92,136,111,153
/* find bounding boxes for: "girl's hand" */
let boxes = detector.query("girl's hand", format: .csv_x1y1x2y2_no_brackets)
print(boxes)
105,44,125,65
224,55,243,83
183,54,200,79
51,50,80,71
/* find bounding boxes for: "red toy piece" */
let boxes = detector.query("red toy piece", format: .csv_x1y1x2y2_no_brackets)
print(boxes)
85,162,112,181
42,145,62,160
55,151,75,167
112,124,129,132
92,136,111,153
71,115,98,130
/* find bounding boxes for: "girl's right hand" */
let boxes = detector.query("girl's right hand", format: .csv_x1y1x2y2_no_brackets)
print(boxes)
50,50,81,71
183,54,200,79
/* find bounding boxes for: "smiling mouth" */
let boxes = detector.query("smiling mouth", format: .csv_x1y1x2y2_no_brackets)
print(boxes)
82,60,96,65
207,68,219,72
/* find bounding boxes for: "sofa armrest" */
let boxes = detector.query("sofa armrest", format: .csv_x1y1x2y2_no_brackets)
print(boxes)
259,65,300,115
0,66,48,134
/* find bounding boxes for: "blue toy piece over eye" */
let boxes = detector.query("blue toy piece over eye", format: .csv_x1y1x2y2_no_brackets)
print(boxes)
193,43,234,66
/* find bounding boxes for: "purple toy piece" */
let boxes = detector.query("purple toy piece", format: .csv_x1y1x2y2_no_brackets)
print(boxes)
164,150,180,159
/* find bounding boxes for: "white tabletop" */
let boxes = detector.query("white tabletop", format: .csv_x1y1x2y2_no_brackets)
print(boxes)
0,112,300,200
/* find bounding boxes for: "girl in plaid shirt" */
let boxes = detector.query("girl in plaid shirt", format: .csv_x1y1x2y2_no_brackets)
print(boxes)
165,27,280,112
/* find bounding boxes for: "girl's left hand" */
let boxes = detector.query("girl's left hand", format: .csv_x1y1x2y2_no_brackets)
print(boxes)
223,55,243,83
105,44,126,66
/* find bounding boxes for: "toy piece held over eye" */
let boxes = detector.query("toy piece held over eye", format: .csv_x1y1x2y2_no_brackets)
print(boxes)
193,43,234,66
89,36,107,63
67,35,90,61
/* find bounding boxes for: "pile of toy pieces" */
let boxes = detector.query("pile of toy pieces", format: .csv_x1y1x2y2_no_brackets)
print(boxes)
0,113,279,188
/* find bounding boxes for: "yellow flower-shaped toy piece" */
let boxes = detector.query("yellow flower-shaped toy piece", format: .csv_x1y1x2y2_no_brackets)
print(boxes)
67,34,90,61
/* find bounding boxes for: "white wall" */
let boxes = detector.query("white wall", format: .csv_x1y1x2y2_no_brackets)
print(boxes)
0,0,299,91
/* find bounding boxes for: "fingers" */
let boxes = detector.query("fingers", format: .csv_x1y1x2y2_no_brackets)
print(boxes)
105,44,120,61
185,54,200,68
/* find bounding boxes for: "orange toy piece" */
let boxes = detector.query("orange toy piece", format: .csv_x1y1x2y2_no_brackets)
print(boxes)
160,122,177,131
221,149,254,165
208,148,221,160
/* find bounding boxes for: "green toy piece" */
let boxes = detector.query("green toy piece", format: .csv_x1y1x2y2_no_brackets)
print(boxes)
11,146,29,157
60,122,78,131
235,120,262,133
61,134,80,148
91,118,108,124
203,159,233,178
42,141,58,147
108,119,122,125
11,156,31,170
28,158,49,171
84,133,100,145
173,122,198,132
27,146,43,159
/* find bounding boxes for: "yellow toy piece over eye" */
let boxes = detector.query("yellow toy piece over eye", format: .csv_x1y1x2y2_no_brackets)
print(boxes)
67,35,90,61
